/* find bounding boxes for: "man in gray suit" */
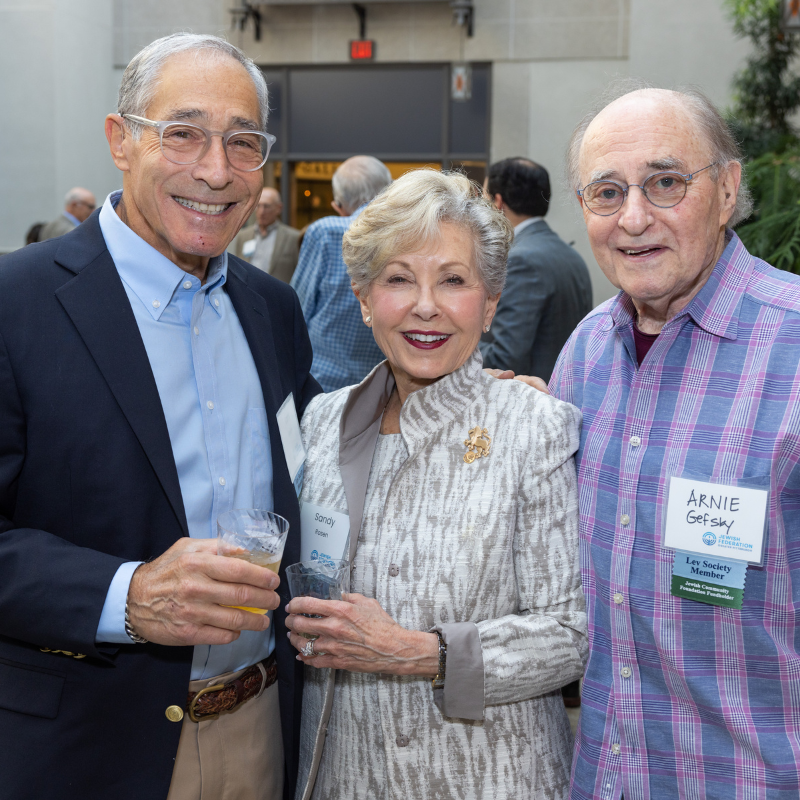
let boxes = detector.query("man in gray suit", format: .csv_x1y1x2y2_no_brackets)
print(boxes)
232,187,301,283
38,187,96,241
479,157,592,380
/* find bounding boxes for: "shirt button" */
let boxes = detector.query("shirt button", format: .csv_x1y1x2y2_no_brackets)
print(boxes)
630,435,641,447
214,298,220,308
613,593,624,604
193,326,200,336
219,477,226,486
152,300,160,309
611,743,621,755
388,564,399,577
620,514,630,526
396,734,409,747
183,281,192,289
207,401,214,410
620,666,632,678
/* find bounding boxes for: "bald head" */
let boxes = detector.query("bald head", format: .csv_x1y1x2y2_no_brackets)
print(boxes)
256,187,282,231
332,156,392,216
568,84,751,227
65,187,96,222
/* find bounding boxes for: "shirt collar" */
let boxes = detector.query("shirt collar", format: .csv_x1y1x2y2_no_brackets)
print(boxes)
98,190,228,321
256,221,279,239
609,229,750,341
513,216,543,236
63,210,81,227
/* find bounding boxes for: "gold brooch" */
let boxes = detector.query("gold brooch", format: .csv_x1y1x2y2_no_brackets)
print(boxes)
464,426,491,463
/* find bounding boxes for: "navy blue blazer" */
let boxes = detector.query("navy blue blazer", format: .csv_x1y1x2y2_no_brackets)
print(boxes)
0,212,321,799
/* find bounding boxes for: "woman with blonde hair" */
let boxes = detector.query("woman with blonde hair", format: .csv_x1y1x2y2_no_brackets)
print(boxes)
286,169,587,800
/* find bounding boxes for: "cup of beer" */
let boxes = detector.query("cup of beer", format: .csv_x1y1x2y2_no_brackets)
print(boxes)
217,509,290,614
285,559,349,639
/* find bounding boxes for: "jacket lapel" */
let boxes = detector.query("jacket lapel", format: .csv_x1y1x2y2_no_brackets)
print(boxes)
224,266,296,515
54,224,188,536
338,362,394,561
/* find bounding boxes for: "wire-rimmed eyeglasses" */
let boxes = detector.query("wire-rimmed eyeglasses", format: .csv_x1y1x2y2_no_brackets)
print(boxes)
577,162,717,216
121,114,276,172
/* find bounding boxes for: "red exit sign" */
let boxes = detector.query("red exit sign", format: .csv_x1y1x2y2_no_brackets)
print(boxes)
350,40,374,60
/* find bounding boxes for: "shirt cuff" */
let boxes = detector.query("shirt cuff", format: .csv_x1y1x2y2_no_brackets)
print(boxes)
95,561,144,644
430,621,485,721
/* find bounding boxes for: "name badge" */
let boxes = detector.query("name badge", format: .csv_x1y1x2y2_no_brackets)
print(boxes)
664,477,768,563
664,476,768,609
276,393,305,495
300,500,350,566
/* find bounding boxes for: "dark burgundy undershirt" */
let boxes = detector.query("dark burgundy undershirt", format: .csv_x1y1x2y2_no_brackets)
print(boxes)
632,321,659,365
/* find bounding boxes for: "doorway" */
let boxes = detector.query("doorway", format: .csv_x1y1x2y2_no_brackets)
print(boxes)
260,63,491,229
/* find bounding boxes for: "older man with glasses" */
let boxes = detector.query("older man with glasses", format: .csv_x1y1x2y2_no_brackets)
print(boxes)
0,33,320,800
513,84,800,799
38,186,97,241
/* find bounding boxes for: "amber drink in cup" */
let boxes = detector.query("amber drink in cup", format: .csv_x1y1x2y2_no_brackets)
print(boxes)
217,509,290,614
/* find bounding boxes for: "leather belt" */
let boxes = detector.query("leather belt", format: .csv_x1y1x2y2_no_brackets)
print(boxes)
187,653,277,723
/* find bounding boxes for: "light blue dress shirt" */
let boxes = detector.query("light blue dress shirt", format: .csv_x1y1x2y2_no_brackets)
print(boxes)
95,191,274,679
63,210,82,227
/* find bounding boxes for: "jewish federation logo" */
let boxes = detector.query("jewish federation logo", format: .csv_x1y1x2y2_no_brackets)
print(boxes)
702,532,716,546
310,550,319,561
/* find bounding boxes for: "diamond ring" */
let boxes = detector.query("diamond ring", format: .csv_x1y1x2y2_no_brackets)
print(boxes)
301,639,315,657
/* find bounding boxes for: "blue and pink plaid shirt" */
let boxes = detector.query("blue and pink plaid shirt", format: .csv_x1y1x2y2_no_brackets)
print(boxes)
552,232,800,800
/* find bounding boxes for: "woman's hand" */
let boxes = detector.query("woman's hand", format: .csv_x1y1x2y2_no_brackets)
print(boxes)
285,593,439,677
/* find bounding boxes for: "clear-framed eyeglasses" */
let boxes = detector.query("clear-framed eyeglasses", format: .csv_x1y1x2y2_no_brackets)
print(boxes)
121,114,277,172
577,162,718,216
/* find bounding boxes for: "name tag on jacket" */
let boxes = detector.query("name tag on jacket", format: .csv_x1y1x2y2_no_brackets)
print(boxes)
300,501,349,565
276,393,305,494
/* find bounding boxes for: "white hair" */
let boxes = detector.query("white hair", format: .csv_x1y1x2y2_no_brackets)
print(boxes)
332,156,393,215
566,79,753,227
64,187,90,206
118,33,269,138
343,169,513,296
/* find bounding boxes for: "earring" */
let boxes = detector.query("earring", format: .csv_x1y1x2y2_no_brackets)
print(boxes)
484,325,491,332
365,316,372,324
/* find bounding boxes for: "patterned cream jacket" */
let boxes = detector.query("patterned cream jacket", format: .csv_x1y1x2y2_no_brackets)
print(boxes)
295,351,587,800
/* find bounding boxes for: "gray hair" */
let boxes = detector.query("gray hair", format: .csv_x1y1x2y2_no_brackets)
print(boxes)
118,33,269,138
332,156,393,215
566,79,753,227
343,169,513,296
64,187,91,206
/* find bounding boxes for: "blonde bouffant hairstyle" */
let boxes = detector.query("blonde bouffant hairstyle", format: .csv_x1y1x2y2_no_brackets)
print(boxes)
342,169,513,296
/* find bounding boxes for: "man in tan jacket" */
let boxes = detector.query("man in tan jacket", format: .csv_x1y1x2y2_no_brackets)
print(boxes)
232,187,300,283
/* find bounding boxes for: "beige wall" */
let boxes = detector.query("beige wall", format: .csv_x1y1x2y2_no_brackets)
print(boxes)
0,0,119,252
489,0,751,305
1,0,753,274
228,0,630,65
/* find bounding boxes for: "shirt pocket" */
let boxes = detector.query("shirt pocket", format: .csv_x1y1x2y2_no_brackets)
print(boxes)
248,408,273,510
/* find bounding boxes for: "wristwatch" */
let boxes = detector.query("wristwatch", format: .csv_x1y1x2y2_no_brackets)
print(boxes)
431,631,447,689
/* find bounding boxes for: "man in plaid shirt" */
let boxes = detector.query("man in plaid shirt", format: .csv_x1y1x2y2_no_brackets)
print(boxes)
291,156,391,392
548,85,800,799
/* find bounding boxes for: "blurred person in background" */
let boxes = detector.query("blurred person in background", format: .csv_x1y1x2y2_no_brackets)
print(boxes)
232,186,300,283
38,186,96,241
25,222,45,245
287,170,587,800
480,158,591,381
291,156,391,392
0,33,320,800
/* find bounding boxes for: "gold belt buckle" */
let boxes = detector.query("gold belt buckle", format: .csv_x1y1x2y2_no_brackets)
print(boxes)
188,683,225,723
